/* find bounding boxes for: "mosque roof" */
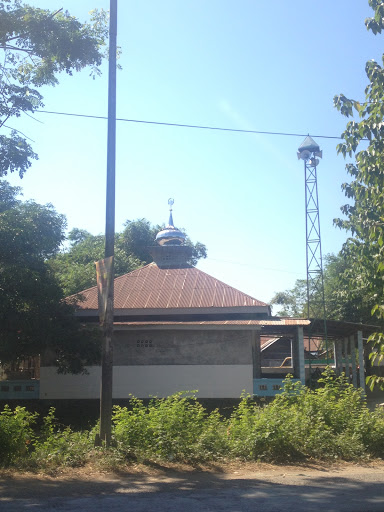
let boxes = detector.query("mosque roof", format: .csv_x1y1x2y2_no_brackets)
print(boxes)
72,262,269,312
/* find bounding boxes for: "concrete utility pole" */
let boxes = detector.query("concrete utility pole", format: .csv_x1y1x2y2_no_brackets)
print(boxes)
99,0,117,447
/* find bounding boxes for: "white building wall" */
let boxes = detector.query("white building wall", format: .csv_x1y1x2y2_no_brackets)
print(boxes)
40,364,253,399
40,367,101,399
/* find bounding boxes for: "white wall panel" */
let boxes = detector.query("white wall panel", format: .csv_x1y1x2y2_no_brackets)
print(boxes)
40,365,252,399
40,367,101,399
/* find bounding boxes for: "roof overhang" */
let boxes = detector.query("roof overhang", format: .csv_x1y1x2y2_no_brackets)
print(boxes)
112,318,309,331
306,318,379,339
75,305,271,318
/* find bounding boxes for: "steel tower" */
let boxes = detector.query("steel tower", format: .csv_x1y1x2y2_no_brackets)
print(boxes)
297,136,329,369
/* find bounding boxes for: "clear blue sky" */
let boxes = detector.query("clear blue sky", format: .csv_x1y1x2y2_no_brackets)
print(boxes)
6,0,383,306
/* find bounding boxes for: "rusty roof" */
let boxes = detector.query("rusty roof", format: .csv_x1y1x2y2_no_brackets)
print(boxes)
73,263,269,311
260,335,322,351
113,318,310,329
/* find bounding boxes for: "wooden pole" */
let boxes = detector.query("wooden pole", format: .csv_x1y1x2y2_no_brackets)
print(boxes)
99,0,117,447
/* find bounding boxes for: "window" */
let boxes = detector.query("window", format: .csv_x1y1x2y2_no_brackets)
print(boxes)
272,385,281,391
259,385,268,391
26,385,35,392
1,385,9,392
136,339,153,348
13,385,22,392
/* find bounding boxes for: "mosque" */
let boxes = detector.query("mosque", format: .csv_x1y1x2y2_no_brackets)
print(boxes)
36,202,372,402
0,202,376,404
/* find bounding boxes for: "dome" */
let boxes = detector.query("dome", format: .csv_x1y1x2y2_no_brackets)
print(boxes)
155,226,186,246
155,199,187,246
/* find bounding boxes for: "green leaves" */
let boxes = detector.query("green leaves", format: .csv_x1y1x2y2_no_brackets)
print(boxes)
270,253,371,323
0,405,37,466
113,392,227,462
0,1,108,176
270,279,308,317
334,0,384,389
51,219,208,296
0,180,101,372
227,371,381,461
333,94,356,118
3,375,384,468
0,132,38,178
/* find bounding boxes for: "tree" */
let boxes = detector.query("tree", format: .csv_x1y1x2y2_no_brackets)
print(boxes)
0,0,108,177
333,0,384,389
0,181,100,373
50,229,142,297
121,219,159,264
120,218,207,267
50,219,208,296
270,279,308,317
270,253,376,322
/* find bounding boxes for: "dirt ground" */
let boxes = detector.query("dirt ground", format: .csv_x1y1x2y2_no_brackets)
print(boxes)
1,460,384,511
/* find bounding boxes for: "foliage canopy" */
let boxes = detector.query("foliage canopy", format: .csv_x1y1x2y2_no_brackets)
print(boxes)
273,2,384,389
0,181,207,369
0,181,100,373
332,0,384,389
269,253,373,322
0,0,108,177
50,218,208,296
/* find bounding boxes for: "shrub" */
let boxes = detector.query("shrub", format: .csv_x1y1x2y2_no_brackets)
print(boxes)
1,369,384,469
113,392,228,462
227,370,384,462
113,398,152,459
0,405,37,466
31,408,93,469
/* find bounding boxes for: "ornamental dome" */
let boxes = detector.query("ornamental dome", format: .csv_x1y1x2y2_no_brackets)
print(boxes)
155,199,186,246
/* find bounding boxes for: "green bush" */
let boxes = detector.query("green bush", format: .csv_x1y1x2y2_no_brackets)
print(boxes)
0,405,37,466
113,397,152,459
1,369,384,469
31,408,93,469
226,387,310,461
227,370,384,461
113,392,228,462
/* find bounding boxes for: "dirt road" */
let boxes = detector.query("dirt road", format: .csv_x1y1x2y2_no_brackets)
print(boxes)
1,461,384,511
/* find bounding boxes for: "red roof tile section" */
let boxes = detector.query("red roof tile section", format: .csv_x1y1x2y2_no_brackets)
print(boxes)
73,263,268,310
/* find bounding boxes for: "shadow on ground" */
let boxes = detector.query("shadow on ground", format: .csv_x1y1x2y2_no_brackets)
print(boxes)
1,464,384,512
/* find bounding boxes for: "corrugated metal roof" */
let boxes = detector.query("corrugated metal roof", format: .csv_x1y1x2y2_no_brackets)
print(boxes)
71,263,269,311
260,335,322,351
261,337,280,349
113,319,310,327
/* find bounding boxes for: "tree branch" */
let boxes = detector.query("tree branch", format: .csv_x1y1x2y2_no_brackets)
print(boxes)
3,125,35,142
0,44,34,54
50,8,64,19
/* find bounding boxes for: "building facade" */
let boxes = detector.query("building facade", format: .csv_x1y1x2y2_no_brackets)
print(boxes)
0,207,374,402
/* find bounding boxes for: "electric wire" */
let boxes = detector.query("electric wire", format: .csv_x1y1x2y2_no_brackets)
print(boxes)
36,109,345,140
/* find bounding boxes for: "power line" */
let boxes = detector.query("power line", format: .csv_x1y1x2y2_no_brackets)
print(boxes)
36,109,344,140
